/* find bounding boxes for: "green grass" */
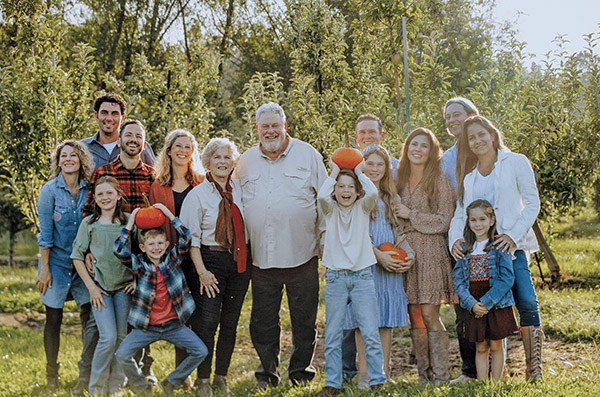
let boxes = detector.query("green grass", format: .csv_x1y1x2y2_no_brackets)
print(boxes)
0,230,39,258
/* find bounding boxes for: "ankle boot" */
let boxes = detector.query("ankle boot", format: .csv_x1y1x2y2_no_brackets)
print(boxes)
427,330,450,384
213,374,230,393
46,363,60,390
410,328,432,385
521,326,543,380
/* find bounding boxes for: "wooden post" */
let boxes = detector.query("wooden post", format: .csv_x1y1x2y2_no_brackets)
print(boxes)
532,220,561,285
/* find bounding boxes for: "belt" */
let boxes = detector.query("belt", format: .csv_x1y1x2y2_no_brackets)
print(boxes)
201,244,229,252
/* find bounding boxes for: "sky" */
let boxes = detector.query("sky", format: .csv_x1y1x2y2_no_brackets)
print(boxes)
491,0,599,62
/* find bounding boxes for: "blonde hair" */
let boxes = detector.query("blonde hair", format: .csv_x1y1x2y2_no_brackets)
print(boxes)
49,140,94,182
362,146,400,227
154,129,204,186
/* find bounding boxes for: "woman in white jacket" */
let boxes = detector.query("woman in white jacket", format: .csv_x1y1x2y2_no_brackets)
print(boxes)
449,115,543,380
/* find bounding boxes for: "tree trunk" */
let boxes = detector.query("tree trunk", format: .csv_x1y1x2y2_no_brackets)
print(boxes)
532,221,560,286
8,228,14,267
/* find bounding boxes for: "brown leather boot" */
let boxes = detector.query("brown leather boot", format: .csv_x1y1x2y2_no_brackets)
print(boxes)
521,326,543,380
410,328,432,385
428,330,450,384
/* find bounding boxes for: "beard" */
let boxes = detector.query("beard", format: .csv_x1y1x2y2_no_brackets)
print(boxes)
121,142,142,157
261,136,284,153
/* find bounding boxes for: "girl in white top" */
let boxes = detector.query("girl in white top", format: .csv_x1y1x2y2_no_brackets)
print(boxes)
318,160,386,393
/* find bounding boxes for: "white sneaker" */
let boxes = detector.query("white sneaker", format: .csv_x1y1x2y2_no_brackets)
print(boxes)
450,374,475,384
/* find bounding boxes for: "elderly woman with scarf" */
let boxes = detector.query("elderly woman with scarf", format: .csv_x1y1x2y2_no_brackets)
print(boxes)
180,137,250,396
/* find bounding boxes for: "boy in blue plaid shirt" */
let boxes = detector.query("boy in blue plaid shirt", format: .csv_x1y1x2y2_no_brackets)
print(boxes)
114,204,207,394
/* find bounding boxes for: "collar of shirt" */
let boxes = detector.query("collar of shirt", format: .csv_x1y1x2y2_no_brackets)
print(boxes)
111,155,148,173
56,172,88,192
258,135,292,161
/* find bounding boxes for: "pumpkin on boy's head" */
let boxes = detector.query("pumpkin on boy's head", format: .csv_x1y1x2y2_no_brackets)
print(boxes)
332,147,363,169
135,206,166,229
378,242,408,261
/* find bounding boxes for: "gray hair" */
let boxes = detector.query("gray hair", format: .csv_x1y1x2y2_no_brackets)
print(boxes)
201,137,240,170
443,97,479,117
255,102,286,124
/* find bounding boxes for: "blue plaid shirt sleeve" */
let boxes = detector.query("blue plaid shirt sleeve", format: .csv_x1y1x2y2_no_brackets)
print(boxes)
170,217,191,266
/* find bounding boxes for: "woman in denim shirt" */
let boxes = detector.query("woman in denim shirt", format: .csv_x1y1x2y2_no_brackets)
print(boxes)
36,140,94,389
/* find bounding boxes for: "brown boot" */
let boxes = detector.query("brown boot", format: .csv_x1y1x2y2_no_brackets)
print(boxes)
427,330,450,384
521,326,543,380
410,328,432,385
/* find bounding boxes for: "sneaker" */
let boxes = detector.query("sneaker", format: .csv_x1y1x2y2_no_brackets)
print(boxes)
322,385,342,395
450,374,475,384
196,378,213,396
144,368,158,386
212,374,229,393
160,379,175,396
72,378,88,396
357,373,370,390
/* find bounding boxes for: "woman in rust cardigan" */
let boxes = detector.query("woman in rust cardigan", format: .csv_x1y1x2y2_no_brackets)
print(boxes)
149,129,204,387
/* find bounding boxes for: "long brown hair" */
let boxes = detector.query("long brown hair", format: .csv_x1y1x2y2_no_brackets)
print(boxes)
88,176,128,225
154,129,204,186
396,128,444,211
363,146,400,227
456,115,505,205
462,199,496,254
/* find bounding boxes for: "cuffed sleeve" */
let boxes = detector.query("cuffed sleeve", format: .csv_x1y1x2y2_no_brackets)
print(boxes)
37,182,55,249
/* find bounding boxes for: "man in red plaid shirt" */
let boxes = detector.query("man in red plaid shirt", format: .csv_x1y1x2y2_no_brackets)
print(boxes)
83,119,154,217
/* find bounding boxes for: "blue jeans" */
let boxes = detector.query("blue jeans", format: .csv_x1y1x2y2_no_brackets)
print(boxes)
90,289,130,394
512,250,541,326
324,267,386,388
341,329,357,382
115,320,208,390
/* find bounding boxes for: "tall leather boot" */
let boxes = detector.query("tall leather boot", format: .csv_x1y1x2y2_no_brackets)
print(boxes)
46,362,60,390
410,328,432,385
428,330,450,384
521,326,543,380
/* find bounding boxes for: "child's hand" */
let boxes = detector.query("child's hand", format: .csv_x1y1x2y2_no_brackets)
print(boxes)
472,302,489,318
153,203,175,221
354,160,364,176
126,208,140,229
328,157,340,177
89,285,108,311
123,281,135,295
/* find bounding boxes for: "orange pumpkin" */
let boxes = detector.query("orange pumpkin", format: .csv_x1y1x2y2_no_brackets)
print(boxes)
135,193,166,229
332,147,363,169
378,242,408,261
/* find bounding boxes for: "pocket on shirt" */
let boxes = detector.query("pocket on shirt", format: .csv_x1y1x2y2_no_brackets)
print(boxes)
284,167,310,196
241,173,260,203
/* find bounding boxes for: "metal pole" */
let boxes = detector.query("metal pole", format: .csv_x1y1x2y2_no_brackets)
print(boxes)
402,15,410,132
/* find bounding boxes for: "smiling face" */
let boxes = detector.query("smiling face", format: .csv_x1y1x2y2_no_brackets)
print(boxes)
334,174,359,208
95,102,124,141
140,233,168,262
468,206,495,241
208,145,234,180
256,111,286,154
119,123,145,158
445,103,470,138
168,136,194,168
466,123,495,158
363,151,387,185
58,144,81,176
93,182,121,212
354,119,384,151
407,134,431,166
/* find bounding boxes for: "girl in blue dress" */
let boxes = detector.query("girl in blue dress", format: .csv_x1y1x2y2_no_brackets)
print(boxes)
345,145,414,387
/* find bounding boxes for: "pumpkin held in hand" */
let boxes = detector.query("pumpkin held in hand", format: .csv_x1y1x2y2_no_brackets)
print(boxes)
332,147,363,169
135,194,166,229
378,242,408,261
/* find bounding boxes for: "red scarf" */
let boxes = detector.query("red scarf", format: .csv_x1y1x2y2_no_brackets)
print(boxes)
206,172,247,273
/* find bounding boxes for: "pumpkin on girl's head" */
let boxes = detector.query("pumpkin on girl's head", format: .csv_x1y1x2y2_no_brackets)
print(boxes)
332,147,363,169
135,206,166,229
378,242,408,261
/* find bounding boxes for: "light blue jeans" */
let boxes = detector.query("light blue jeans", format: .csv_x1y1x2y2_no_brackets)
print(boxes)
115,320,208,390
324,267,386,388
90,289,130,395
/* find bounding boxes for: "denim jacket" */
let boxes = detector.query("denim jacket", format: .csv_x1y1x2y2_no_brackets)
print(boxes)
37,173,89,267
452,245,515,311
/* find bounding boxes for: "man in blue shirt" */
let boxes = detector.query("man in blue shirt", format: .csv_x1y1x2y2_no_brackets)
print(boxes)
81,93,155,169
440,97,479,384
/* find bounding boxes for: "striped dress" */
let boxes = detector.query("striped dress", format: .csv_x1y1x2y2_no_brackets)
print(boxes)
344,199,409,329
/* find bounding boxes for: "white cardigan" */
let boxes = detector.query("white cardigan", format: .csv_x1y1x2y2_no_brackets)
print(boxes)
449,149,540,253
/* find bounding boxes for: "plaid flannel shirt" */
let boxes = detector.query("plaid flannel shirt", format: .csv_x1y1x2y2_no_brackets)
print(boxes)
113,217,194,331
83,157,154,217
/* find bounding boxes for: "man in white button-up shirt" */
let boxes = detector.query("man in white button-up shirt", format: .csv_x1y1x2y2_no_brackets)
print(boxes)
234,102,327,389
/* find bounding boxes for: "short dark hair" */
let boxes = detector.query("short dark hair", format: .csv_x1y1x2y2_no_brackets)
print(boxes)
94,93,127,114
119,119,145,137
140,228,166,243
355,114,383,134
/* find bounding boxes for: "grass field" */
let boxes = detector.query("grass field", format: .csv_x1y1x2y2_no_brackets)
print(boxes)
0,210,599,396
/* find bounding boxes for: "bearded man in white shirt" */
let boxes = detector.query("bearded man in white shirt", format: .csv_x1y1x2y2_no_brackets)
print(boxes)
235,102,327,389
